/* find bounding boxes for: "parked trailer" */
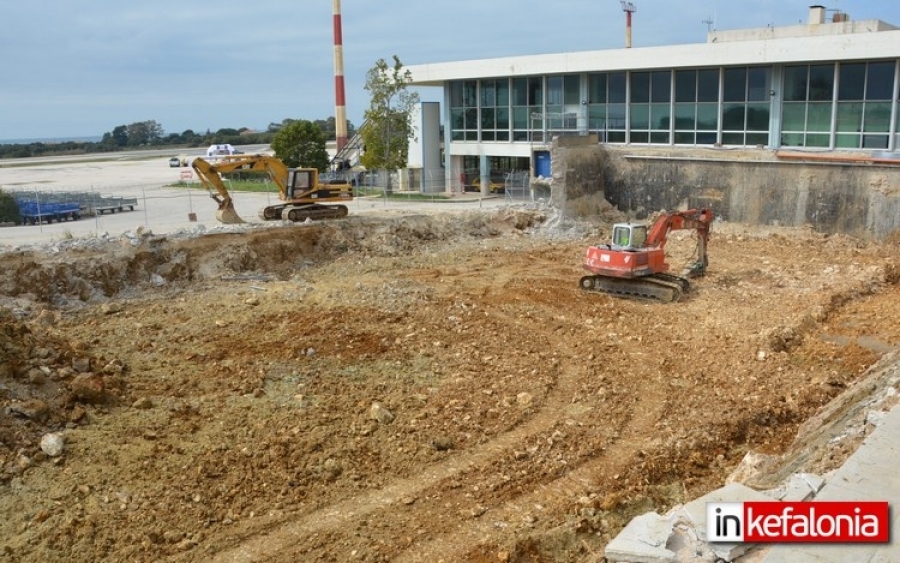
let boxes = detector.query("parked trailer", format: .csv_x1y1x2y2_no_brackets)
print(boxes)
79,194,138,216
9,190,139,225
16,200,81,225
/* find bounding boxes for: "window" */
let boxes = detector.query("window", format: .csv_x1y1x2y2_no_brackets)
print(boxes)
513,77,544,141
674,69,720,145
781,64,835,147
629,71,671,144
607,72,627,142
545,75,581,134
722,67,771,146
450,80,479,141
480,79,510,141
836,61,895,149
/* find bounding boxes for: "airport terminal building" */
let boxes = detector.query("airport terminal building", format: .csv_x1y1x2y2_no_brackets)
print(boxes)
406,5,900,205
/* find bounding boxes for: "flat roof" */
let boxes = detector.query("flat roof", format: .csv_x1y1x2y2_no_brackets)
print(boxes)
407,21,900,86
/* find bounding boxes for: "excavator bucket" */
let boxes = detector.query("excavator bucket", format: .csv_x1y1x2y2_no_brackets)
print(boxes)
215,203,245,224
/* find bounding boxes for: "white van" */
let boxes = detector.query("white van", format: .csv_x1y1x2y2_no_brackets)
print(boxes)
206,144,242,159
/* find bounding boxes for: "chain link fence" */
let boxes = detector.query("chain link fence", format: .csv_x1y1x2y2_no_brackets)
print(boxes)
1,176,544,246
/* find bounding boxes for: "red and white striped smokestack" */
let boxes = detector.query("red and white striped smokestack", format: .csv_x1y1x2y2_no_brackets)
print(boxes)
333,0,348,152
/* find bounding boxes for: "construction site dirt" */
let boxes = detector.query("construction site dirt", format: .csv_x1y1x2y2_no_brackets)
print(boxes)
1,201,899,562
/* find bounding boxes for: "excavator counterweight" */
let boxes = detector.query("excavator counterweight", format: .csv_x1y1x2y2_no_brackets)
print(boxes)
580,208,713,302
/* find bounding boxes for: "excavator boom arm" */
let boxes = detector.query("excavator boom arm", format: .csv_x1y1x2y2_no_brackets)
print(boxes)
646,208,713,248
192,155,290,204
191,155,293,224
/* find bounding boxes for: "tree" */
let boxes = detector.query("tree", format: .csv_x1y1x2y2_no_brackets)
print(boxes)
270,120,329,170
125,120,164,146
102,125,128,148
360,56,420,194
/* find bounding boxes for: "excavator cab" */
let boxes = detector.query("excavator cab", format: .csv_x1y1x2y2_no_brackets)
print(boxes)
287,169,314,199
611,223,648,250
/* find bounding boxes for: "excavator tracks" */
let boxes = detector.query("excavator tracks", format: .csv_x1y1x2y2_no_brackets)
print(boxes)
257,204,349,222
578,273,690,303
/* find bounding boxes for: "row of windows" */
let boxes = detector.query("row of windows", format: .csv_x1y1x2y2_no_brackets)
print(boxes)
449,61,900,149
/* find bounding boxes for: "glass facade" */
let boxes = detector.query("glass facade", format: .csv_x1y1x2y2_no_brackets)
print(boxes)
835,62,895,149
480,79,510,142
721,67,771,146
782,64,835,147
447,59,899,150
674,69,719,145
629,71,672,144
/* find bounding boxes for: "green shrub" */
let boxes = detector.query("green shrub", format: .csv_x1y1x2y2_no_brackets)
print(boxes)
0,189,21,224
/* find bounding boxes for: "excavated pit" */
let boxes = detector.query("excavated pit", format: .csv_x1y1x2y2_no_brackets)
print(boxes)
1,208,899,562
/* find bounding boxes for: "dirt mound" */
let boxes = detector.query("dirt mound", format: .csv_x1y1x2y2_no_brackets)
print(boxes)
0,210,898,562
0,210,550,310
0,310,126,484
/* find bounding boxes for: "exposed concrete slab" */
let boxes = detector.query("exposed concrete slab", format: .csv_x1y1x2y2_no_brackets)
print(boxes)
604,512,676,563
682,482,773,542
758,405,900,563
680,482,774,561
763,472,825,502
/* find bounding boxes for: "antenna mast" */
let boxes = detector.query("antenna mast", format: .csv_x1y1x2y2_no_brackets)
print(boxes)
621,1,637,48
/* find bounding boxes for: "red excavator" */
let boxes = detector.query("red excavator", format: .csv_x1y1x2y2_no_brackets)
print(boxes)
580,208,713,302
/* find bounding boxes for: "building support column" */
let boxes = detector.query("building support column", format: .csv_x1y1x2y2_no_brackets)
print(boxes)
768,65,783,150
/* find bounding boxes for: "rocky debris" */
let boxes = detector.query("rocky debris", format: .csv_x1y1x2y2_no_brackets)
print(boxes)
5,399,49,421
431,436,454,451
0,310,125,481
69,373,108,404
131,397,153,410
606,357,900,563
39,432,65,457
100,302,123,315
0,209,898,562
369,402,394,424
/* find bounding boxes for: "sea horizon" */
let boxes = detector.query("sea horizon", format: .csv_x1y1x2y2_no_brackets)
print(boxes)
0,136,103,145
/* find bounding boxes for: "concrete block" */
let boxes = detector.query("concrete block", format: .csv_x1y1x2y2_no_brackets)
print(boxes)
604,512,676,563
681,482,774,562
764,472,825,502
682,482,773,542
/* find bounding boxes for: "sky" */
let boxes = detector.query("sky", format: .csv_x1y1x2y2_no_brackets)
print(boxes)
1,0,898,142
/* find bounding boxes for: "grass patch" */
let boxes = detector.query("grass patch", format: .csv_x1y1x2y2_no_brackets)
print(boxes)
169,180,279,194
355,187,451,200
169,181,454,201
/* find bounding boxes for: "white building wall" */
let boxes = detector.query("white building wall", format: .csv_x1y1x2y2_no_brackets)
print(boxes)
406,102,443,191
407,29,900,85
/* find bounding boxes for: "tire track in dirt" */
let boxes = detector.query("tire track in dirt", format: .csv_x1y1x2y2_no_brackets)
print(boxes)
391,328,670,562
209,299,665,562
393,270,900,561
208,285,608,562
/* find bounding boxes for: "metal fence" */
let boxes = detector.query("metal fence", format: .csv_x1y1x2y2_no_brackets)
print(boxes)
1,180,544,245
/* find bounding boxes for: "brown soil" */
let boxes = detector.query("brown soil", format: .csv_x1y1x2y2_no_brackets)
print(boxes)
1,208,899,562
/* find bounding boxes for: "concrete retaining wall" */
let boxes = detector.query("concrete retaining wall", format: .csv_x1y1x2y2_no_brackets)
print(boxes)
551,141,900,240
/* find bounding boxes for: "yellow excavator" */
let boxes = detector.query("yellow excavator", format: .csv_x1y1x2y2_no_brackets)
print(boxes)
191,155,353,224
